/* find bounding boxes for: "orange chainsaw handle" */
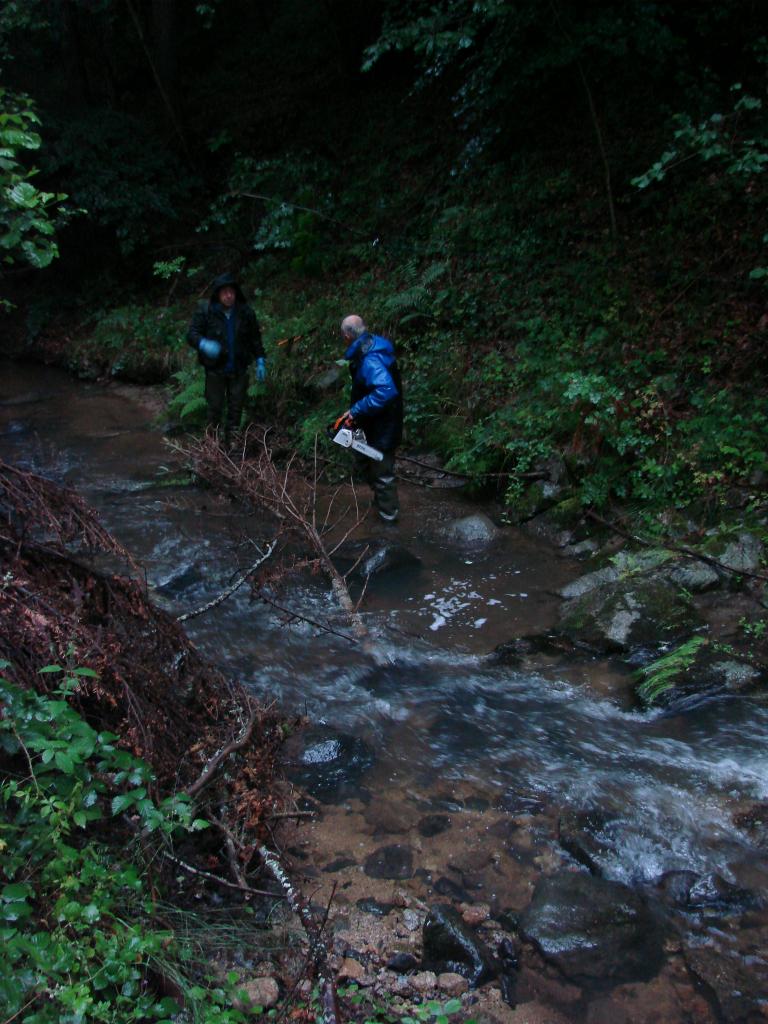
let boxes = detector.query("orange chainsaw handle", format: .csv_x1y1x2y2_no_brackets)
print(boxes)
333,412,354,431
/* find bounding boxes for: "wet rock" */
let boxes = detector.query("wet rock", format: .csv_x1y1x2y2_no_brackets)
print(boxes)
234,977,280,1011
654,870,756,913
558,809,616,875
488,637,540,668
337,957,365,982
558,575,703,655
364,797,420,835
438,972,469,997
558,566,619,601
419,813,452,837
734,801,768,847
663,559,721,593
635,639,764,711
562,539,599,559
323,856,357,872
433,876,470,902
684,936,768,1023
364,844,414,880
356,897,396,916
155,563,203,597
519,871,666,985
422,903,498,986
338,539,421,579
386,952,418,974
432,513,501,550
461,903,491,927
711,530,764,576
284,727,375,803
510,479,567,524
411,970,438,993
402,909,423,931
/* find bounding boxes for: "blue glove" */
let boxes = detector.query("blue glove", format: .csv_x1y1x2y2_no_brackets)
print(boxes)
256,357,266,383
198,338,221,360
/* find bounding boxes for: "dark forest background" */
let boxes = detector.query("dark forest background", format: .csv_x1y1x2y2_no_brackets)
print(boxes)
2,0,767,521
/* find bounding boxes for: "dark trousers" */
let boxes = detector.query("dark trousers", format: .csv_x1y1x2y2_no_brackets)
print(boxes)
204,370,249,442
354,449,399,519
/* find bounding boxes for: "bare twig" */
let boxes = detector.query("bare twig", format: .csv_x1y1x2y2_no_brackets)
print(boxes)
176,540,276,622
187,707,258,797
256,589,359,645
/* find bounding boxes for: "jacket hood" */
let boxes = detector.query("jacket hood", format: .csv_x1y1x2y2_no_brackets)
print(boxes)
210,272,246,305
344,332,395,364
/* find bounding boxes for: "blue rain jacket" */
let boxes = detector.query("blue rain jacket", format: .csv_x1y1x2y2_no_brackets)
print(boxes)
345,332,403,451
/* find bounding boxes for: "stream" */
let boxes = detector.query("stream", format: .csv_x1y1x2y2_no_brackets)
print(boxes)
3,360,768,1020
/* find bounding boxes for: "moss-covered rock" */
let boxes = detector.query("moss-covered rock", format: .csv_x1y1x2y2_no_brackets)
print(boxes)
558,575,704,655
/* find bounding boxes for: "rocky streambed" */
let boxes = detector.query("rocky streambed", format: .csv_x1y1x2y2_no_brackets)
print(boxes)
3,360,768,1022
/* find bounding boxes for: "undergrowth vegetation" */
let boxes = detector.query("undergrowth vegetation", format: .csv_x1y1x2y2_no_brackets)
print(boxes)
0,662,247,1023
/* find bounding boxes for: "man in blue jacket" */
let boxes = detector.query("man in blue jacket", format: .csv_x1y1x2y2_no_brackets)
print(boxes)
339,314,403,522
187,273,266,445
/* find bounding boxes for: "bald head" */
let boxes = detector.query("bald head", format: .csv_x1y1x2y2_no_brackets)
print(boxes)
340,314,366,340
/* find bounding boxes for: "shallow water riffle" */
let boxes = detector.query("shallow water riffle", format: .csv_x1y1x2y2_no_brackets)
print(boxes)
4,359,768,1019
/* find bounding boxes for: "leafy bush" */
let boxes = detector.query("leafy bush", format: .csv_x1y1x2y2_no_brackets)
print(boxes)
0,87,69,278
0,662,246,1024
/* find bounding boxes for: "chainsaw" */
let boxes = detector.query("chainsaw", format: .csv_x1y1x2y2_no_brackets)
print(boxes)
327,416,384,461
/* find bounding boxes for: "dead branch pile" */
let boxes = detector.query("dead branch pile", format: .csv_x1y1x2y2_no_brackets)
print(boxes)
170,429,374,646
0,456,287,838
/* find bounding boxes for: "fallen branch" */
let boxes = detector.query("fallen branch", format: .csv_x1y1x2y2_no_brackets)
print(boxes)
256,589,359,645
170,430,374,649
187,706,259,798
258,844,341,1024
163,851,282,899
176,540,277,622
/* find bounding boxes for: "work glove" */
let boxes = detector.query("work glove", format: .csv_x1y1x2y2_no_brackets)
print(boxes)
256,356,266,382
198,338,221,360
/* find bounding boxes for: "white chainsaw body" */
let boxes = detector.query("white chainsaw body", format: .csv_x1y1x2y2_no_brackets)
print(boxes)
332,427,384,462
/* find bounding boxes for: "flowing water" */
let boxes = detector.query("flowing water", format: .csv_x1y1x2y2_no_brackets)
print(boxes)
3,361,768,1017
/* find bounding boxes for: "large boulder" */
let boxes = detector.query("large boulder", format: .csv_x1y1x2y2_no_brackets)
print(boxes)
558,575,703,655
519,871,667,985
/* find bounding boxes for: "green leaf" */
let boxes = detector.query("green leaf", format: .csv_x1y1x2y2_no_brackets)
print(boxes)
6,181,40,208
54,750,75,774
111,793,136,815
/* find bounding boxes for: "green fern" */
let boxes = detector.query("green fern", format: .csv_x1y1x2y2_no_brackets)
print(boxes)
635,635,708,705
178,395,208,422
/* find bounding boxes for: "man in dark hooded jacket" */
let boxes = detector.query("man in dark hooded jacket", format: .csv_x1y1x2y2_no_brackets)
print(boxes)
187,273,265,444
339,314,403,522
